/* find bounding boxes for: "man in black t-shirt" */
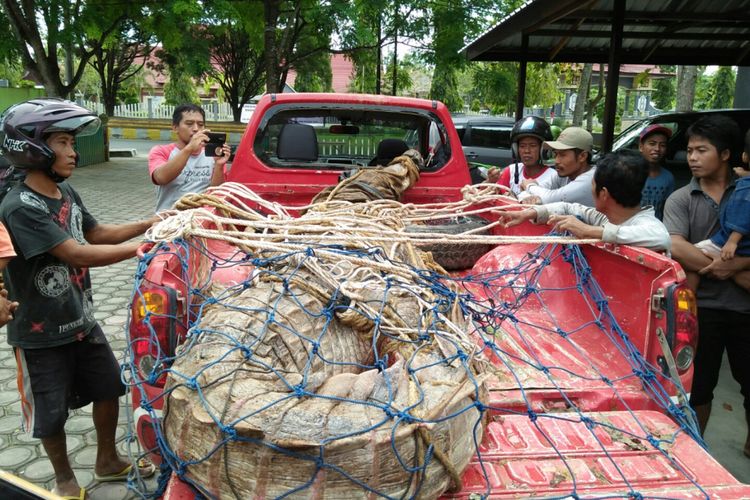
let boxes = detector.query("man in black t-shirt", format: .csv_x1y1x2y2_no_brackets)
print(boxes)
0,99,160,498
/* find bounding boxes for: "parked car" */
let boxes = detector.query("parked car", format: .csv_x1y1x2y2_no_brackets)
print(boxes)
452,115,515,182
612,109,750,187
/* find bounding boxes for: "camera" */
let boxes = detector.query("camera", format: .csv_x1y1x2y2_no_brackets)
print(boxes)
204,132,227,157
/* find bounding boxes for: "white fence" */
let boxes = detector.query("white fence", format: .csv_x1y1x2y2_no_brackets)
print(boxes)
79,100,238,121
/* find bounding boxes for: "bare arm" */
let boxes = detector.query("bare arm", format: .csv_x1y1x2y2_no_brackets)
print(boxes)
85,215,160,245
152,131,210,185
48,239,140,268
721,231,743,260
152,146,195,185
670,235,712,272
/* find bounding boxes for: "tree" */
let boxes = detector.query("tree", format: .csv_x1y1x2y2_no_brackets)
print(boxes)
1,0,128,97
652,66,676,110
88,20,154,116
204,22,266,121
472,62,516,113
164,70,200,105
293,50,333,92
676,65,698,111
526,63,563,109
572,63,593,126
708,66,735,109
429,0,464,111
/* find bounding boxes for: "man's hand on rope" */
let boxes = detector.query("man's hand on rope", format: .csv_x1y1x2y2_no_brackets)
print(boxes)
497,208,538,228
547,215,603,240
520,195,542,205
486,167,501,183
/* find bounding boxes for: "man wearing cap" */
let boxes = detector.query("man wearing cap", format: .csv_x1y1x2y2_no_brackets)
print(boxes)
518,126,596,207
639,124,675,220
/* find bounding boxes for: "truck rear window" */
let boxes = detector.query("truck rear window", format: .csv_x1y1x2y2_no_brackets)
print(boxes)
253,107,450,170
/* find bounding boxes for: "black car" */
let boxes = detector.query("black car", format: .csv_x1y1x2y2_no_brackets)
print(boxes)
612,109,750,187
452,116,515,182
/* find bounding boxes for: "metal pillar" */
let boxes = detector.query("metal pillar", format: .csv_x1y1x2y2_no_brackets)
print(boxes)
734,67,750,108
601,0,624,152
515,35,529,121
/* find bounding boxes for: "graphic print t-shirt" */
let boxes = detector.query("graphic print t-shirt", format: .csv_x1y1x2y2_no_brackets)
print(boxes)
0,183,97,348
148,144,215,212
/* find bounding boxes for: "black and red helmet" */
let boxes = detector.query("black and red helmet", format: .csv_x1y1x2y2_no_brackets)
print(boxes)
0,98,100,171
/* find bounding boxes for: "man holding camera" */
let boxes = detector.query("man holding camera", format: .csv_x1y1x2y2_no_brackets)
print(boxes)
148,103,231,212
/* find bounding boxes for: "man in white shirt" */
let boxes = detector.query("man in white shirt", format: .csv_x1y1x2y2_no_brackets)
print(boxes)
499,150,670,252
518,126,596,207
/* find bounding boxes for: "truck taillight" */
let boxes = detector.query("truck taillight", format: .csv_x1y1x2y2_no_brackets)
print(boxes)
668,285,698,373
130,285,180,386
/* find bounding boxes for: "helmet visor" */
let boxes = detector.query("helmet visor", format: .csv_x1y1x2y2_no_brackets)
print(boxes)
45,116,101,137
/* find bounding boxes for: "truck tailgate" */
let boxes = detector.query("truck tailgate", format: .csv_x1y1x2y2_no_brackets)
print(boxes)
445,410,749,499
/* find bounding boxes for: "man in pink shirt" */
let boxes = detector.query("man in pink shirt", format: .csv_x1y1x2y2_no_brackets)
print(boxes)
0,222,19,326
148,104,231,212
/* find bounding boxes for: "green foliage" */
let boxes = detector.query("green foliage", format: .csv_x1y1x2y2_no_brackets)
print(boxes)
382,59,413,96
595,87,627,132
709,66,735,109
652,67,675,111
632,69,651,89
526,63,561,108
164,70,199,105
293,51,333,92
470,98,481,112
693,70,713,110
471,62,516,114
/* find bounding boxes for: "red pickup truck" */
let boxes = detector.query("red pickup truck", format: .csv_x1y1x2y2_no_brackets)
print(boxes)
127,93,750,499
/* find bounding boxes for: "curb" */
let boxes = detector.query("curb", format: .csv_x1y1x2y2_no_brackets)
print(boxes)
107,118,247,145
109,127,244,145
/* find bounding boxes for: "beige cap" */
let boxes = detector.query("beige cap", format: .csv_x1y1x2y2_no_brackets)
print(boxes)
544,127,593,152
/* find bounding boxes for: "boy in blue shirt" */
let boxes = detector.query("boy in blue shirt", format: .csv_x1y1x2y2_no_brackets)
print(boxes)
639,124,675,220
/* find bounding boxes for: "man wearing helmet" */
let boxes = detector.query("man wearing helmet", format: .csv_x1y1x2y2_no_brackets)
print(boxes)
0,99,158,498
487,116,556,197
149,103,231,213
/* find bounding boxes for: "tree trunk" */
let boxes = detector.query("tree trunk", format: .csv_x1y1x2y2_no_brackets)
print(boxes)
676,65,698,112
375,15,382,95
734,66,750,108
572,63,593,126
586,65,605,130
391,26,397,96
264,0,282,93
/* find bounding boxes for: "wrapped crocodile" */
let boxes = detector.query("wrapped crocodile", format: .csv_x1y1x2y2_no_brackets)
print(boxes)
155,184,489,498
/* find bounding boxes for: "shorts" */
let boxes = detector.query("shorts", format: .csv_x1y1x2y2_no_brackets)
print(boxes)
15,324,126,438
695,239,722,257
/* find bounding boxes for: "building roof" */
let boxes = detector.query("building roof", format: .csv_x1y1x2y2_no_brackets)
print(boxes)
463,0,750,66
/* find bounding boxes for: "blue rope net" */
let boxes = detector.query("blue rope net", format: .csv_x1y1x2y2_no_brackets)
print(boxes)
124,226,706,500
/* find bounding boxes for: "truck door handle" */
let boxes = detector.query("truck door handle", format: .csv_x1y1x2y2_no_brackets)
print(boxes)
466,153,478,159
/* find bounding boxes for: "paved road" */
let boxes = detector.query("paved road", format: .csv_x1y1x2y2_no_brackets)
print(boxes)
110,138,171,157
0,154,747,499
